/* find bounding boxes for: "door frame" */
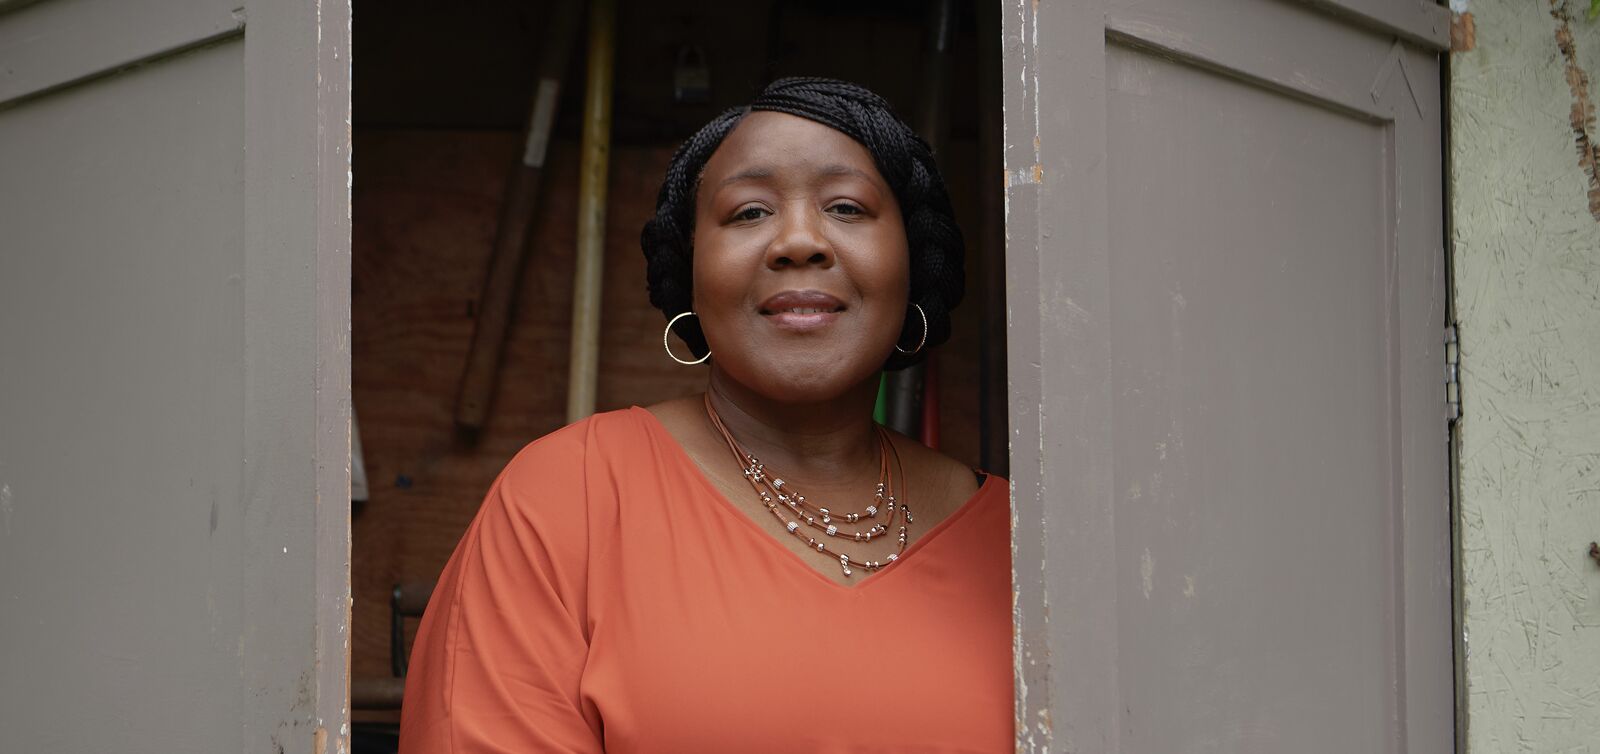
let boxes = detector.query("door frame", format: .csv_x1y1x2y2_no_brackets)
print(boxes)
239,0,353,748
0,0,351,750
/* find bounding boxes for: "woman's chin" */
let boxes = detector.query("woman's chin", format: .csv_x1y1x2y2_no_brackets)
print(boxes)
721,353,881,406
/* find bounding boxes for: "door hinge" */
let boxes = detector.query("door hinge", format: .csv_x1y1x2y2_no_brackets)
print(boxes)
1445,324,1461,424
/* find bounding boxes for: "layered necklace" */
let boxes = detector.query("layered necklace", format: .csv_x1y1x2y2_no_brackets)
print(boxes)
704,393,912,578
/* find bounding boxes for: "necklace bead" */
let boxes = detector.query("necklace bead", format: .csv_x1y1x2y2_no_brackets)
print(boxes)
704,393,912,578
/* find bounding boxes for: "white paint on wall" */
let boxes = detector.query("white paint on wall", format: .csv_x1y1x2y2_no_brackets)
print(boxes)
0,482,11,536
1140,547,1154,599
1452,2,1600,750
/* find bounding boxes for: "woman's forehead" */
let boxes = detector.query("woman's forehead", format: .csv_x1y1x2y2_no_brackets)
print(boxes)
708,112,879,175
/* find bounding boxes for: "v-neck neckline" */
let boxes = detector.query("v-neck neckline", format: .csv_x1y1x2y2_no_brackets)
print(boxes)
630,405,999,596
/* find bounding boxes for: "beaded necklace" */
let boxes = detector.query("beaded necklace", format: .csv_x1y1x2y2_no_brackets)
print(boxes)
704,393,911,578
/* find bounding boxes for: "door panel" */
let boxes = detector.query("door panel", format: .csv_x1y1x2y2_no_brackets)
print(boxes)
1108,45,1393,752
0,1,350,752
1003,1,1450,751
0,41,246,754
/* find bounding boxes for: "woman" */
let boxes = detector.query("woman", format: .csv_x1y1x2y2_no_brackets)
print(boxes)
399,77,1011,753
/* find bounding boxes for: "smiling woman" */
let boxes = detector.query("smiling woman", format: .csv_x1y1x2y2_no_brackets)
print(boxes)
398,78,1011,753
689,110,913,404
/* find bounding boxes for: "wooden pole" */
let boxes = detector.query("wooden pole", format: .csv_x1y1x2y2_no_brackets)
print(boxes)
453,0,583,434
566,0,615,423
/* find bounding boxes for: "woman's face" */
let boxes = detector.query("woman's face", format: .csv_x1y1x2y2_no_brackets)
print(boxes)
692,111,910,404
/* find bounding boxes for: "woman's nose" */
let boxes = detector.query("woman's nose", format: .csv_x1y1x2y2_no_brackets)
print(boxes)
765,207,834,270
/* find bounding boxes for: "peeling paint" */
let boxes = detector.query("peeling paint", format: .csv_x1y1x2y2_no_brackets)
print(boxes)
1548,0,1600,220
1004,164,1044,187
0,482,11,536
1452,12,1477,52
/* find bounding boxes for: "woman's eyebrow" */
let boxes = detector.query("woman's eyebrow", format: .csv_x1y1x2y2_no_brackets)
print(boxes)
717,167,775,187
817,164,874,182
713,163,880,191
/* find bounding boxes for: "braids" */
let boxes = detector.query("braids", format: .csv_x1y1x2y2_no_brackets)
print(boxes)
640,107,744,359
640,77,965,370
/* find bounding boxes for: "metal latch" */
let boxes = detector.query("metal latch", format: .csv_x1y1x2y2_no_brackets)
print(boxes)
1445,324,1461,423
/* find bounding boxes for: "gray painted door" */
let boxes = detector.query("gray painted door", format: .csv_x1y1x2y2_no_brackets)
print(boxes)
1003,1,1452,751
0,1,350,752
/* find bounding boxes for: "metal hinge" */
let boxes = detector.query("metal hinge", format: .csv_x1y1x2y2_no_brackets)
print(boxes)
1445,324,1461,424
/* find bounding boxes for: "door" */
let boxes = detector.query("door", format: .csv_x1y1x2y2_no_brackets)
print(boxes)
1002,1,1452,751
0,1,350,752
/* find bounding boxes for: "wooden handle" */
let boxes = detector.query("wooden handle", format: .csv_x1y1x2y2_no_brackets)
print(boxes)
351,676,405,710
453,0,584,434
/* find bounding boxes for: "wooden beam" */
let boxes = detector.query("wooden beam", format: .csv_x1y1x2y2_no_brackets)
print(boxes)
1290,0,1450,51
0,0,244,108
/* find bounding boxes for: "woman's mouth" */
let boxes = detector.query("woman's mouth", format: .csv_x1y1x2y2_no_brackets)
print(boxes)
759,290,846,332
767,309,841,331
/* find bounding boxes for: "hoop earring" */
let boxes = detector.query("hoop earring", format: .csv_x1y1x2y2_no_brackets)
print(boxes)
895,303,928,355
664,311,711,365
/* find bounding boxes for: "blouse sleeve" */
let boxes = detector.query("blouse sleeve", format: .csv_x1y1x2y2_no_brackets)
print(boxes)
399,427,603,753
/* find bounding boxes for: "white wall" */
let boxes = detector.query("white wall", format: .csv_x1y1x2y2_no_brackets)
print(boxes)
1451,1,1600,749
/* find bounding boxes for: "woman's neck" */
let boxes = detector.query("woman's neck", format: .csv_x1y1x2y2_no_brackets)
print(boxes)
703,368,884,483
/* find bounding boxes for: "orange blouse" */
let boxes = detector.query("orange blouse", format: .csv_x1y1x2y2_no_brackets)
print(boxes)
399,407,1013,753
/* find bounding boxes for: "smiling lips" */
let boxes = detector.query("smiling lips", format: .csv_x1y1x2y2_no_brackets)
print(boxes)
759,290,846,331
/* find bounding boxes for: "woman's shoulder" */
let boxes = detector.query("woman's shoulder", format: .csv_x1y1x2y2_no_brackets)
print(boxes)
496,407,656,490
474,409,657,560
507,406,651,460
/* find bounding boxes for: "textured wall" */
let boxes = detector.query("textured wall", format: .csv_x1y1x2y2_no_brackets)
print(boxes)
1451,1,1600,750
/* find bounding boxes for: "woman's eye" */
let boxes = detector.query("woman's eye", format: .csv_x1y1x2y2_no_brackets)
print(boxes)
732,206,770,222
828,203,864,216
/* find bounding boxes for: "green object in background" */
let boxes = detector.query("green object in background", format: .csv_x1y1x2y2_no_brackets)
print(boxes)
873,372,888,425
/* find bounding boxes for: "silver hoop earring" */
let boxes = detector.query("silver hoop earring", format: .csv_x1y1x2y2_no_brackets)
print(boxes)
895,303,928,355
664,311,711,365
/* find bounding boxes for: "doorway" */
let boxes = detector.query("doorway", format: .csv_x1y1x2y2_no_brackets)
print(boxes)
347,1,1009,748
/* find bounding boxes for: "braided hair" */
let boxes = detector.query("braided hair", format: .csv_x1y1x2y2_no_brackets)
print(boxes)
640,76,964,371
